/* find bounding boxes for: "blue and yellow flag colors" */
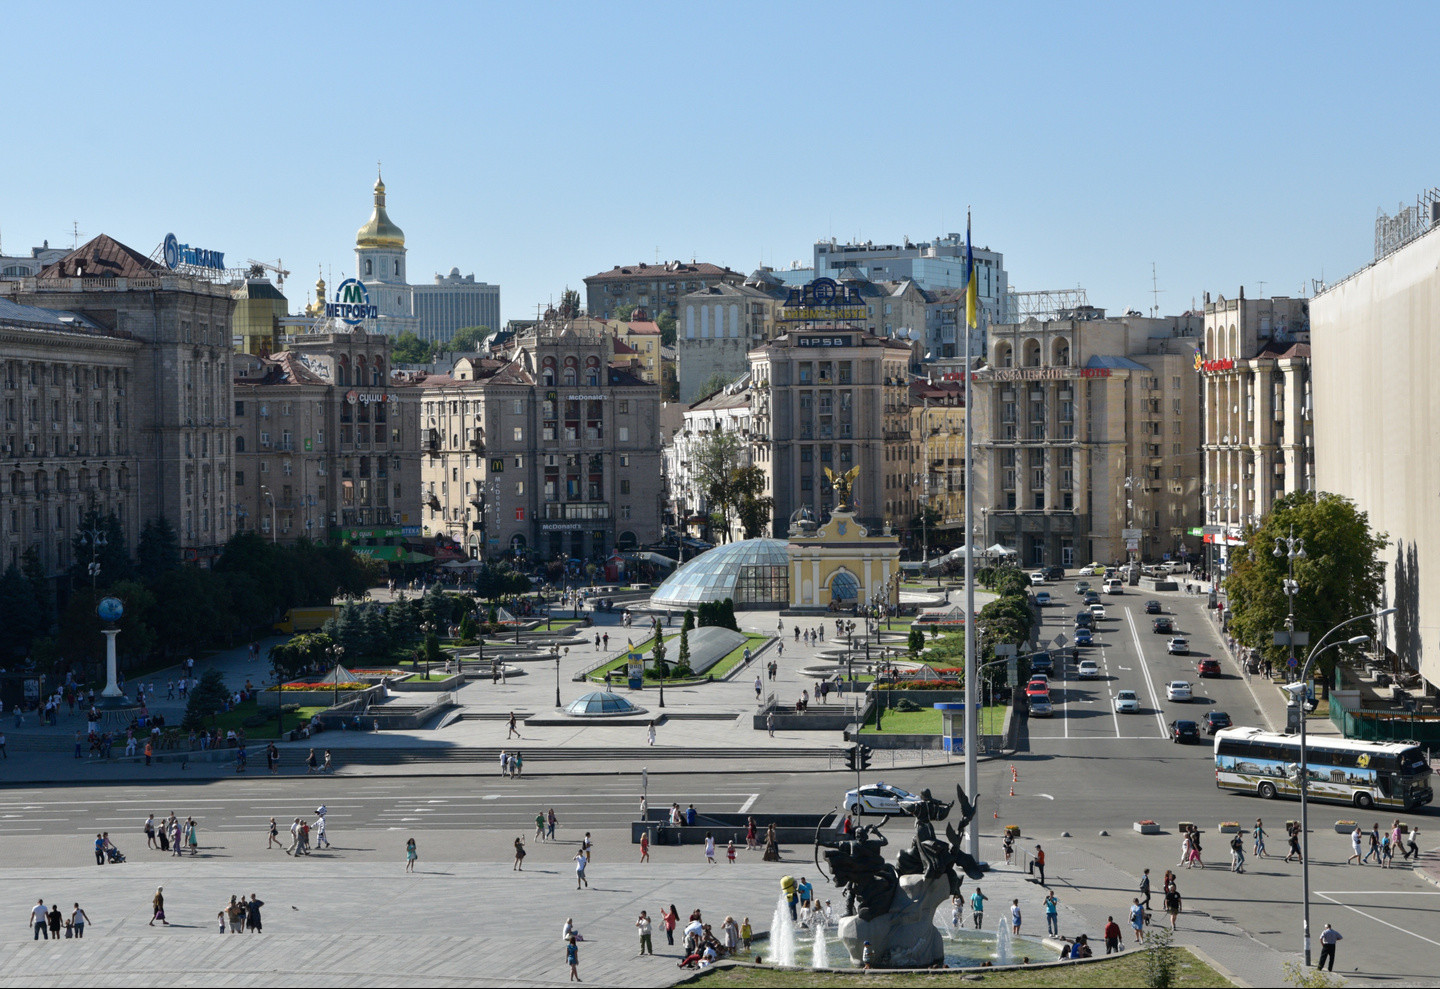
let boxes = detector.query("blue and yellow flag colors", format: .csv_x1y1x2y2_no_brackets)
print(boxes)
964,214,978,330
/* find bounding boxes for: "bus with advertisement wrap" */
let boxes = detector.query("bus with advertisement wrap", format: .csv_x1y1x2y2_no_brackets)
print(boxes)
1214,727,1432,810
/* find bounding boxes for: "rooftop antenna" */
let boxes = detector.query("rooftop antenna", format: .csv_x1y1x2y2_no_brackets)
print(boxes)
72,221,81,249
1149,262,1164,318
1257,280,1267,297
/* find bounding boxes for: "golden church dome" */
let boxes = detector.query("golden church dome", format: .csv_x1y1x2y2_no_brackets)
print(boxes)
355,172,405,249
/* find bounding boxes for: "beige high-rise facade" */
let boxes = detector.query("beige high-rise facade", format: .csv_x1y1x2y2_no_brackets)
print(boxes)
1200,292,1313,572
231,327,423,559
749,328,912,537
1,235,235,570
970,311,1204,567
420,315,664,562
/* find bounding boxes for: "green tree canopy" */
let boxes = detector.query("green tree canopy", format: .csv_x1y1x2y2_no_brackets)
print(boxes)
182,669,230,730
611,304,637,321
446,325,492,353
391,330,433,365
691,429,744,541
689,371,737,405
655,310,677,347
1224,491,1388,682
135,516,181,586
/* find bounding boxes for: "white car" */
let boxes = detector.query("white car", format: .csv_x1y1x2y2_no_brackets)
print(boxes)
1031,571,1047,585
1167,636,1190,655
842,782,917,817
1089,604,1107,620
1076,659,1100,679
1114,689,1139,713
1166,680,1193,702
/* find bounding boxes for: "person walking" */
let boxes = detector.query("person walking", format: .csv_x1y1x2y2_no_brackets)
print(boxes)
1130,898,1145,942
754,675,762,701
574,848,589,888
314,813,330,850
639,830,650,863
45,902,62,940
1139,868,1152,910
1043,891,1059,937
704,832,716,864
970,887,987,929
1163,883,1182,931
267,817,281,850
149,886,168,926
1030,844,1046,885
405,837,417,872
636,911,654,955
1404,827,1421,861
535,811,547,842
1362,823,1381,865
145,814,157,849
1103,916,1122,954
1317,923,1342,972
566,933,581,982
71,903,90,938
513,835,527,871
1188,827,1204,869
547,808,558,841
1010,898,1022,935
647,721,656,746
1347,825,1363,865
1285,822,1304,862
267,743,279,775
1253,819,1267,857
29,898,48,939
1229,831,1246,873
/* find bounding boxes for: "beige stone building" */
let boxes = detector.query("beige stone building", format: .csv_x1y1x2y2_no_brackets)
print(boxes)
231,326,423,559
749,327,912,537
0,235,235,570
1200,292,1313,571
420,314,665,563
903,378,966,553
1312,224,1440,691
968,311,1204,567
584,260,745,320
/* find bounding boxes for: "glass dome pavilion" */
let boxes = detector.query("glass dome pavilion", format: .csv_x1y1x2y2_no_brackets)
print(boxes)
651,538,791,610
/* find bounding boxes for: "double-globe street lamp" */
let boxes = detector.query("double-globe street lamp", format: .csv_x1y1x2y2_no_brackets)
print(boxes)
1285,607,1395,967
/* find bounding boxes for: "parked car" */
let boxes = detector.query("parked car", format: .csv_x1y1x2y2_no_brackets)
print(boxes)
1152,617,1175,634
1166,680,1193,702
842,782,918,817
1035,591,1052,606
1197,658,1222,678
1145,600,1162,615
1167,637,1190,655
1076,658,1100,679
1170,719,1201,743
1074,627,1094,646
1204,710,1233,734
1043,566,1065,581
1114,689,1139,713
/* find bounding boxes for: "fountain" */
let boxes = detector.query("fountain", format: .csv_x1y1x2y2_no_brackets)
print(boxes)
812,924,830,969
770,893,796,967
994,916,1013,966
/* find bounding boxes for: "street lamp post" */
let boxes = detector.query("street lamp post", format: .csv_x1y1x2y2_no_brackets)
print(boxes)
327,643,345,709
261,485,277,545
421,621,434,678
1274,525,1306,675
79,524,108,678
1287,614,1389,967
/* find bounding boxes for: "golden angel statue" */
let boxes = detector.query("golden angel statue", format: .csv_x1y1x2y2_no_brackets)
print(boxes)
823,465,862,511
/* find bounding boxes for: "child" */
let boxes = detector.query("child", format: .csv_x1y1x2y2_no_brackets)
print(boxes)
217,911,227,934
740,917,752,949
726,839,736,864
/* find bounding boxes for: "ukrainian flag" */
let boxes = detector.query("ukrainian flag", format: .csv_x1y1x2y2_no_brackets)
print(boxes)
964,215,978,330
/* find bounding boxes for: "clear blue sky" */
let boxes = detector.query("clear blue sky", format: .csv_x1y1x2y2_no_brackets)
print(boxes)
3,1,1437,324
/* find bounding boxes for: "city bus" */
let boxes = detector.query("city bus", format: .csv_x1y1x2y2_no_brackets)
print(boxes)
1214,727,1433,810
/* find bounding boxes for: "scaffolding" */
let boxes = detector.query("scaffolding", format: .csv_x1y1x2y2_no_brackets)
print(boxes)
1007,287,1089,322
1374,187,1440,261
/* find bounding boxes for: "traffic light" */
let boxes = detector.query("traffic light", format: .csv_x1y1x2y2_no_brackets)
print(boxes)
857,744,872,771
845,746,858,771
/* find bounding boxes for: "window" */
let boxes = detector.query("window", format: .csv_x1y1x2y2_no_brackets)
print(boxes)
235,471,244,487
513,400,523,414
515,507,525,521
513,427,523,442
618,426,629,442
620,479,630,494
618,400,629,414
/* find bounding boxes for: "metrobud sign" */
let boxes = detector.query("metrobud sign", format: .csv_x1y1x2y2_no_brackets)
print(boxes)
326,278,379,325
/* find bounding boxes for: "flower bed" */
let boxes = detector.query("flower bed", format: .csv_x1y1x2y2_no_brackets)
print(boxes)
1134,820,1161,835
275,682,368,691
1218,822,1242,834
872,679,967,691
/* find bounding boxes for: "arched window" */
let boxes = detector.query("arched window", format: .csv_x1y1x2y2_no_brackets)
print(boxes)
336,357,349,387
394,259,401,277
364,259,373,276
564,367,577,387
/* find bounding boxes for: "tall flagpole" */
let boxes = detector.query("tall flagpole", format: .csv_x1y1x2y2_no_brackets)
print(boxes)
963,210,979,862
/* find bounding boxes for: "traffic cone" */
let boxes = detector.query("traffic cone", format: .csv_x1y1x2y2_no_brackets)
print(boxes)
1010,785,1015,797
1012,766,1019,783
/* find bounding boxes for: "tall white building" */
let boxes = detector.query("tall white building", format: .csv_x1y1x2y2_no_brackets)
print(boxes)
412,269,501,342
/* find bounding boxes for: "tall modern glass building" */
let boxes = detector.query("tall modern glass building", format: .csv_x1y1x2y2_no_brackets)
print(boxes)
412,268,501,343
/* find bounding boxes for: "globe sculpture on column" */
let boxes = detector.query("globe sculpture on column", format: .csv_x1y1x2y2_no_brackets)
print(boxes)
95,595,135,712
815,783,984,968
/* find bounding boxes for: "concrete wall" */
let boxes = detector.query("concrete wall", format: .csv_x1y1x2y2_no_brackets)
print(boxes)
1311,228,1440,690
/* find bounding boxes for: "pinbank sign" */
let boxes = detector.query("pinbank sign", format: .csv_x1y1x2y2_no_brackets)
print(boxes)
162,233,225,271
326,278,379,325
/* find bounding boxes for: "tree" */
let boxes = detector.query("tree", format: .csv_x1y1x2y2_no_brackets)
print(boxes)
446,325,491,353
650,617,667,679
182,669,230,731
691,429,744,542
269,632,333,681
655,310,677,348
908,627,925,656
690,371,737,405
677,624,691,671
611,303,637,322
0,564,43,661
69,508,131,589
1225,491,1388,684
391,330,432,365
732,466,774,539
558,289,581,320
661,360,679,402
910,505,943,557
135,516,180,586
21,545,53,633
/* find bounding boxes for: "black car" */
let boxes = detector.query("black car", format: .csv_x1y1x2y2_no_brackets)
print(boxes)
1027,651,1055,676
1152,616,1175,634
1083,591,1101,606
1042,565,1065,581
1145,600,1162,615
1204,711,1233,734
1170,719,1201,744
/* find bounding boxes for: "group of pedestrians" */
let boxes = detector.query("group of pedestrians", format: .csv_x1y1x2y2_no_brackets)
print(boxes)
278,806,329,855
28,899,91,939
1347,820,1420,867
497,750,524,778
141,813,200,856
217,894,265,933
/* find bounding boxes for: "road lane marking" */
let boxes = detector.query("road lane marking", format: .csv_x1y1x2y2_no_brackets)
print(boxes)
738,794,759,813
1126,606,1168,736
1314,891,1440,947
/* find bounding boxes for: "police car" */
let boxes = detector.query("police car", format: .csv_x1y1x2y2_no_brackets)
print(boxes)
841,782,918,818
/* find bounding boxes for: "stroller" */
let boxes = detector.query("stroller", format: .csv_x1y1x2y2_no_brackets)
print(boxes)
104,842,126,864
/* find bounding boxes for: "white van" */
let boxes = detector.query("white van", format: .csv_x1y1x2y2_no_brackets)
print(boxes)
1104,578,1123,594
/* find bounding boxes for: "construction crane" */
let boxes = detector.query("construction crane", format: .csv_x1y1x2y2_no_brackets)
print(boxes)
245,258,291,287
